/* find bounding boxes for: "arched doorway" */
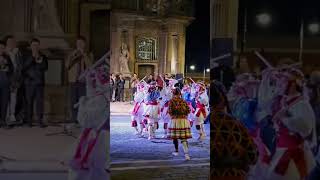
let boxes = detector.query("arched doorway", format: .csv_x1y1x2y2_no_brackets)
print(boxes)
138,64,155,79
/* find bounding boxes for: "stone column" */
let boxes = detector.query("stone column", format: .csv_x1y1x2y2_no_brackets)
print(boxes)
171,34,179,75
158,27,168,74
127,27,135,73
178,25,186,74
110,27,121,74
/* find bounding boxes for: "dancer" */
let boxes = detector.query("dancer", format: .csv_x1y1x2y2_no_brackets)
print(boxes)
167,88,192,160
159,84,173,138
267,68,316,180
143,81,160,140
68,65,109,180
193,82,209,140
131,82,146,136
182,85,195,127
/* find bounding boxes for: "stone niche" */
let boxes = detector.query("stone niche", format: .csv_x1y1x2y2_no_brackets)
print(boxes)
110,11,193,78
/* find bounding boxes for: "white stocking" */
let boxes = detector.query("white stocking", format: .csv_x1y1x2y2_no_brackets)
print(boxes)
181,140,189,154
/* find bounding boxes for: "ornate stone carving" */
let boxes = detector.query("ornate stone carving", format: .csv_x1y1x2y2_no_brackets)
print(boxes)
119,43,131,73
33,0,64,34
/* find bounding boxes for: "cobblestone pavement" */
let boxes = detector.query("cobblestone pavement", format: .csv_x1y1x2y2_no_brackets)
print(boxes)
110,103,210,180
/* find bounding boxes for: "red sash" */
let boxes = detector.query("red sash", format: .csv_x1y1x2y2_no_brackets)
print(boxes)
133,102,141,114
274,95,307,178
71,121,107,170
196,102,206,117
146,101,158,106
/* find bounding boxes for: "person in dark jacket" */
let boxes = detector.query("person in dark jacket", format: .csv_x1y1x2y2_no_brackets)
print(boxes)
0,41,13,128
23,38,48,128
117,74,125,102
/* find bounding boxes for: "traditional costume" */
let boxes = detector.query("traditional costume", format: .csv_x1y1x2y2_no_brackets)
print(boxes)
143,81,160,140
182,85,195,127
193,82,209,140
159,85,173,138
266,68,316,180
68,65,109,180
131,83,146,136
167,88,192,160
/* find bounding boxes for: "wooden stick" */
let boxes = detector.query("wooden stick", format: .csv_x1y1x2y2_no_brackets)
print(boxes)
254,51,274,69
139,76,147,83
78,51,110,80
211,53,232,62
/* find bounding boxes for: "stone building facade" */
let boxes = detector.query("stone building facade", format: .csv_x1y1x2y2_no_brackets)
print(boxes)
110,0,194,78
0,0,195,122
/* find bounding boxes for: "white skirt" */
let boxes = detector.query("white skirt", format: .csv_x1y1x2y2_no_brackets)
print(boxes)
160,106,171,124
143,104,160,123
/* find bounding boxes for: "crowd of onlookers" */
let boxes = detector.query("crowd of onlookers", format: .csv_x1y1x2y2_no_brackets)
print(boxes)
0,35,48,129
0,35,95,129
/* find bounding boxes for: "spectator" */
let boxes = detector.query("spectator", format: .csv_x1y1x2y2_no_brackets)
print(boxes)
4,35,24,125
117,74,125,102
65,36,93,123
0,41,13,129
130,73,139,103
23,38,48,128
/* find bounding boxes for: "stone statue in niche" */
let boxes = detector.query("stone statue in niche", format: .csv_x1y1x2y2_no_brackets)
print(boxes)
33,0,64,33
119,43,130,73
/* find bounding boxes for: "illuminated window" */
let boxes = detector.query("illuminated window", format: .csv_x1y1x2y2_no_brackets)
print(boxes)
136,37,157,61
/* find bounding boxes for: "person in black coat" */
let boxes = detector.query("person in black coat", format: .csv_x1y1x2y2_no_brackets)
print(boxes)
23,38,48,128
117,74,125,102
0,41,13,128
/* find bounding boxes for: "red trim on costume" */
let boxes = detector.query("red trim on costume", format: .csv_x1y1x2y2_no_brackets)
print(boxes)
274,147,307,178
132,102,141,114
146,101,158,105
273,95,307,178
71,121,107,170
131,120,138,127
195,102,206,117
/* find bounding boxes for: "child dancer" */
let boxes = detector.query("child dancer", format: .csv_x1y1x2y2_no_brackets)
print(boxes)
143,81,160,140
167,88,192,160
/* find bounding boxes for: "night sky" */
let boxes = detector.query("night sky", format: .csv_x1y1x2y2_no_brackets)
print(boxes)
238,0,320,37
185,0,210,73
